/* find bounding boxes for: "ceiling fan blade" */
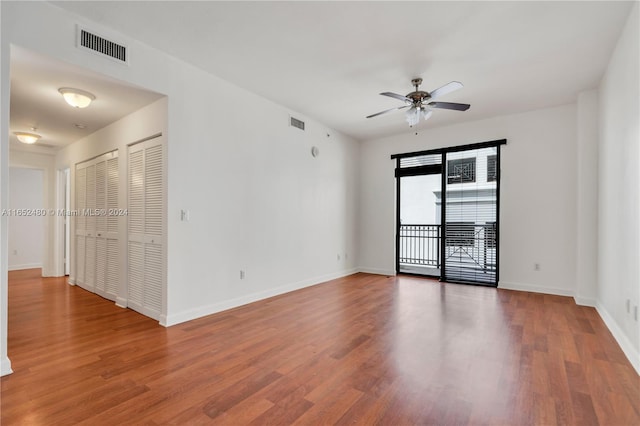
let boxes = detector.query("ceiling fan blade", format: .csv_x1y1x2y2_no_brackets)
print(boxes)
428,101,470,111
380,92,411,103
429,81,463,100
366,105,409,119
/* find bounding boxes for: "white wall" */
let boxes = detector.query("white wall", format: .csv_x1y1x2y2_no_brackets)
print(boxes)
597,4,639,373
8,167,44,270
0,0,9,376
0,0,360,375
359,104,578,296
576,90,599,306
162,69,360,326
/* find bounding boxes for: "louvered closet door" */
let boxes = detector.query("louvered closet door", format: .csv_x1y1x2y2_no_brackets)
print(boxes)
95,161,107,295
75,167,87,286
128,137,164,321
75,151,120,301
84,164,96,292
128,148,144,310
105,156,119,300
93,153,119,301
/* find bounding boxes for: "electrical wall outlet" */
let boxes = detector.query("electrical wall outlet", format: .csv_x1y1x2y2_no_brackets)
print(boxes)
534,263,540,271
627,299,631,313
240,270,245,280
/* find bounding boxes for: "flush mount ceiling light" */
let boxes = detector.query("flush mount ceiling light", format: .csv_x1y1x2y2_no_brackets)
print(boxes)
14,131,41,144
58,87,96,108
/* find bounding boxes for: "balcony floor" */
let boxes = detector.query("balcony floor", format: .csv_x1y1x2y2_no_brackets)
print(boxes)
399,264,441,277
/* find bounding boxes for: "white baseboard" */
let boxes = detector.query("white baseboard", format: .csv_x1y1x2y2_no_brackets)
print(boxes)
595,301,640,375
163,268,359,327
498,281,574,297
8,263,42,271
67,277,76,285
115,297,127,309
1,356,12,377
358,267,396,276
159,314,168,327
574,296,597,307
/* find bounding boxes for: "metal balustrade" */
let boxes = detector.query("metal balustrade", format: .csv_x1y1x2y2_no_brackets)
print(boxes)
399,224,441,267
399,224,496,280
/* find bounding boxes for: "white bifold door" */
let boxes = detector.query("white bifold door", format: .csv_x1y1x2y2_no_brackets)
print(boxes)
75,150,119,301
127,136,164,321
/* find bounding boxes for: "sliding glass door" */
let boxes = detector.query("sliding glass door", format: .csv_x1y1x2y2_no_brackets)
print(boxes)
443,147,498,284
393,140,505,287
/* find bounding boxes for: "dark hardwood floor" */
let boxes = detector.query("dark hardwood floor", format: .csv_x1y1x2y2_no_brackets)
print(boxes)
1,269,638,425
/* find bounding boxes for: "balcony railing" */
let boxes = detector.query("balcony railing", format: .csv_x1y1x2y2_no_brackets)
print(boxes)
399,223,496,274
399,224,441,267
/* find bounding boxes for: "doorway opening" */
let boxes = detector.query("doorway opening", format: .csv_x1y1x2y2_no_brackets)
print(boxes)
8,167,45,272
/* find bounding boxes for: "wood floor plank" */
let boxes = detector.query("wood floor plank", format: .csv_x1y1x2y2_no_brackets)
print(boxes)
1,269,639,425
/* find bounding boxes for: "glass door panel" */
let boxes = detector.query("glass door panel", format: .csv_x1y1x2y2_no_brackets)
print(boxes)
398,174,441,277
443,147,498,285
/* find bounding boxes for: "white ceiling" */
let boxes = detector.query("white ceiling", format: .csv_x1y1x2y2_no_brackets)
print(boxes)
17,1,634,147
10,46,164,152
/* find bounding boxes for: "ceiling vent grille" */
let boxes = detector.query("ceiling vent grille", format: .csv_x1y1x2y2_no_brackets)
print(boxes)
77,27,128,64
290,116,305,131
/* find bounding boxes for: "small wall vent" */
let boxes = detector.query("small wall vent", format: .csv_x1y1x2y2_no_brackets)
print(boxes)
289,116,305,131
76,26,128,64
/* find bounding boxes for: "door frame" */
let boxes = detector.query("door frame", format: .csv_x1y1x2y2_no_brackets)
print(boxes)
56,168,71,276
395,163,443,277
392,139,507,286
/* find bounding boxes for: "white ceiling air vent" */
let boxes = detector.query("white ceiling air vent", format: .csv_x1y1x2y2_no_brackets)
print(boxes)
289,116,305,131
76,26,128,64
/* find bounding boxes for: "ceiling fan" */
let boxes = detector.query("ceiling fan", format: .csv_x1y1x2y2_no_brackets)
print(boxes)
366,78,470,126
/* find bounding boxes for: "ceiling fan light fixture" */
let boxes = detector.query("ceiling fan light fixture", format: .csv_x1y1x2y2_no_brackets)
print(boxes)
405,105,432,127
405,106,419,126
367,78,469,128
58,87,96,108
14,131,41,144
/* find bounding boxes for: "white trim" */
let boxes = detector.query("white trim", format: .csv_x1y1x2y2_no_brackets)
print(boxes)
596,301,640,375
574,296,597,307
163,268,359,327
498,281,574,297
8,263,42,271
54,168,69,278
115,297,127,309
358,267,396,276
0,356,12,377
67,277,76,285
